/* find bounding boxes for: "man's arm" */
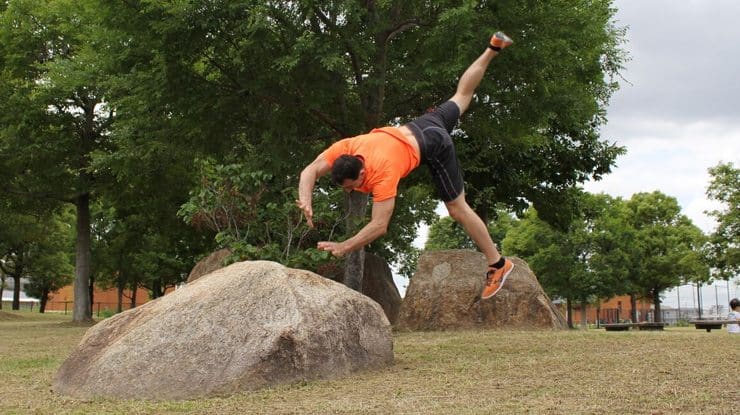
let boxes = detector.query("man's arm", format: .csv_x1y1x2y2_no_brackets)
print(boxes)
297,154,331,227
318,197,395,257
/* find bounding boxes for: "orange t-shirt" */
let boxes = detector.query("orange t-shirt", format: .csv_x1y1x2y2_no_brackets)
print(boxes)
322,127,420,202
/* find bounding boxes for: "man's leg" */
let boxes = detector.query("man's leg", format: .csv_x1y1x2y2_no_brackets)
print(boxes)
445,192,500,265
445,191,513,299
449,32,513,115
446,32,514,299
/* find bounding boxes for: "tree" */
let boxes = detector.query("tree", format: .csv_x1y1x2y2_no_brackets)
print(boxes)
92,169,217,302
503,192,632,328
426,207,517,251
0,202,74,311
0,0,114,322
585,194,638,320
24,210,75,312
704,162,739,280
95,0,627,287
427,216,478,251
625,192,708,322
0,207,43,310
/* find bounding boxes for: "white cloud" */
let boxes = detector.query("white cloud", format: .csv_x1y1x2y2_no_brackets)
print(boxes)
587,0,740,234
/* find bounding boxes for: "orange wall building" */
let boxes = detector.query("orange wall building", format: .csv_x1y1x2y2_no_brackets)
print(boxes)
570,295,655,324
45,284,154,315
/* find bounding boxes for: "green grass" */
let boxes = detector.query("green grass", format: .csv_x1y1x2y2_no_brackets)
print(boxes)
1,309,737,414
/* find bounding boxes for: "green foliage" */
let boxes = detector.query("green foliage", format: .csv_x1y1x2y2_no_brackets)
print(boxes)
94,0,626,277
178,158,337,273
504,191,708,311
454,0,628,227
23,210,75,309
98,309,117,319
504,204,597,303
2,1,629,298
426,217,476,251
425,207,516,251
704,162,739,279
0,201,74,311
0,0,116,320
91,177,216,299
625,191,708,301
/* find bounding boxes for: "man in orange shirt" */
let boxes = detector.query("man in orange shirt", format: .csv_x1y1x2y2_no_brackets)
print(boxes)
298,32,514,299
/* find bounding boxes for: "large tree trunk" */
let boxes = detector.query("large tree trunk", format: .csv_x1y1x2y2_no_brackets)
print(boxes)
73,193,92,322
89,273,95,312
653,292,662,323
12,273,21,310
342,192,368,291
39,289,49,313
474,201,489,226
579,301,588,329
151,279,162,299
566,297,573,329
630,293,638,322
130,280,138,309
117,272,124,313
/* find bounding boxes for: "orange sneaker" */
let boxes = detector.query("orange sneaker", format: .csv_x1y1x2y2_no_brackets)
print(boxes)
481,258,514,299
489,31,513,51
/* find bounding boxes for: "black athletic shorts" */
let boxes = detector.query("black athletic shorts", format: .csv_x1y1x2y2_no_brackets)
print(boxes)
405,101,464,202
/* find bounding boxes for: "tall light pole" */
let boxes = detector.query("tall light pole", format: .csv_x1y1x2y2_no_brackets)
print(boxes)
715,282,720,315
677,285,682,320
697,282,702,319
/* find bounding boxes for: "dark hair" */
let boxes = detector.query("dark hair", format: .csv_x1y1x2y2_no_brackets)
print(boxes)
331,154,363,185
731,298,740,310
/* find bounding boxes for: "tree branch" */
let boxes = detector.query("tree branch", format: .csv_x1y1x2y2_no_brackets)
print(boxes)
384,20,420,44
313,8,365,94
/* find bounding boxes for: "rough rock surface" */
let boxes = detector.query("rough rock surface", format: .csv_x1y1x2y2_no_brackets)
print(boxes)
186,248,233,283
54,261,393,400
201,251,403,325
397,250,567,330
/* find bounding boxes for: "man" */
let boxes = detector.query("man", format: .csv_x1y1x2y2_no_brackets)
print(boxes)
297,32,514,299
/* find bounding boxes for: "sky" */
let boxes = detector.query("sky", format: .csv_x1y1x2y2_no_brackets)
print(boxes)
583,0,740,311
585,0,740,233
396,1,740,310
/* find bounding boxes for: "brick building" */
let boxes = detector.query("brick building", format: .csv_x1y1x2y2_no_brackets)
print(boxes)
570,295,655,324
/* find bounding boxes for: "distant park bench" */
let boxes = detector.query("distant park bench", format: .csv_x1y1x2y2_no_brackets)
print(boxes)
602,322,666,331
689,319,740,332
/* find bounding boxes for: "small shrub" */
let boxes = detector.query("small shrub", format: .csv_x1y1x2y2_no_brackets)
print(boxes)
99,309,116,319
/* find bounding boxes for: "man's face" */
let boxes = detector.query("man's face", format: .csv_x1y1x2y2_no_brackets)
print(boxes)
340,170,365,192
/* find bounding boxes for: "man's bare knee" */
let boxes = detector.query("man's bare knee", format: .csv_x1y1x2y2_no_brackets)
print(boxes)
445,194,470,222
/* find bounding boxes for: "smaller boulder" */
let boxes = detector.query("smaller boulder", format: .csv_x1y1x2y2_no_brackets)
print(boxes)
187,248,232,283
397,250,567,330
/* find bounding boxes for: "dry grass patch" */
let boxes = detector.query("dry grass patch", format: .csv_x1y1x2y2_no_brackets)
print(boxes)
0,310,26,321
1,311,736,414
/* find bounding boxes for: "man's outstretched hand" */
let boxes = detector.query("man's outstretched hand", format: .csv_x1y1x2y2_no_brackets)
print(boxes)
317,241,348,257
295,199,314,228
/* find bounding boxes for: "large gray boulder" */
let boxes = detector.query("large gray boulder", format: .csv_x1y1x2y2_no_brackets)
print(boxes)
397,250,567,330
196,250,403,325
54,261,394,400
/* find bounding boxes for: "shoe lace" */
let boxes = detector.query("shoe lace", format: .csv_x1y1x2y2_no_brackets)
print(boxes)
485,267,498,285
